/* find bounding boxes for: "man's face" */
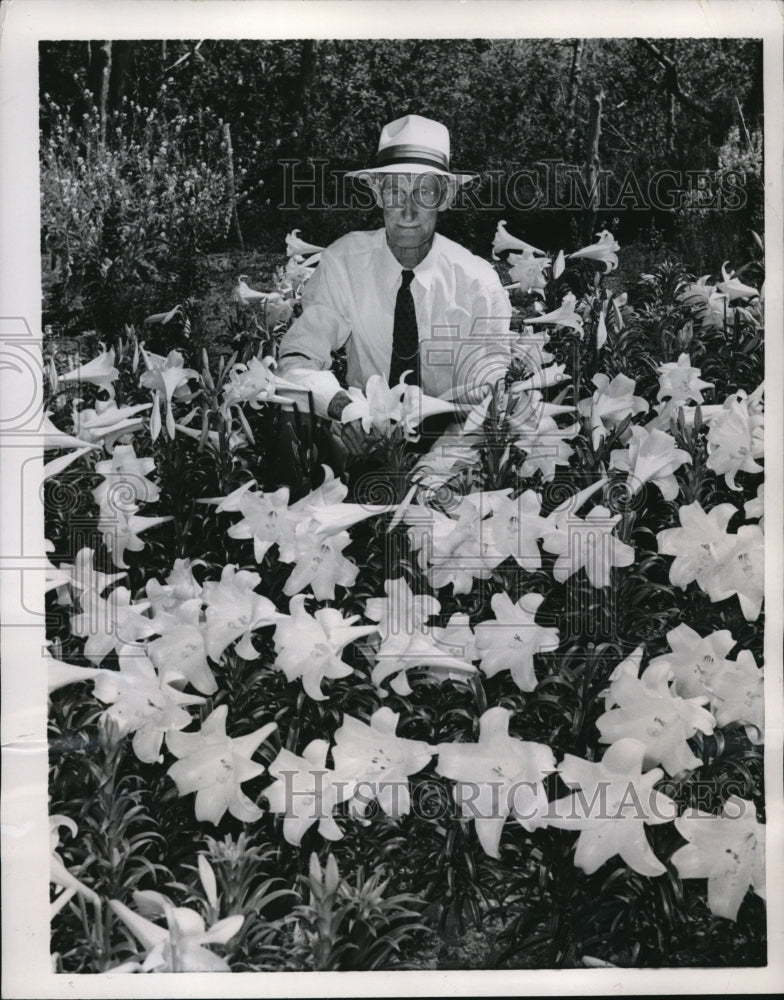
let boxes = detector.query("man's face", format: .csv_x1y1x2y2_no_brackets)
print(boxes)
379,173,444,249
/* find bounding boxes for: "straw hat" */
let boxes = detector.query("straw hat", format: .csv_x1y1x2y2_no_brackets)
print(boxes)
346,114,474,186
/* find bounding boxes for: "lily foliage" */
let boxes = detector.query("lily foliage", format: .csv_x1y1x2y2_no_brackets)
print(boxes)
45,223,765,972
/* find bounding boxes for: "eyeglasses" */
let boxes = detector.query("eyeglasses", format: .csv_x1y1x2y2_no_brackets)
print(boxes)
375,175,447,210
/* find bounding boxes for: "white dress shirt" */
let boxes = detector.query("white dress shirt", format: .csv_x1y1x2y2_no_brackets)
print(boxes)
277,228,512,405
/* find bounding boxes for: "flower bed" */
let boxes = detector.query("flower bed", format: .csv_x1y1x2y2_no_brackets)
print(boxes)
44,224,765,972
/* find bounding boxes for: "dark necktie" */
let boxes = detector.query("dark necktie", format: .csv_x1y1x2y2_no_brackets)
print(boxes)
389,270,420,386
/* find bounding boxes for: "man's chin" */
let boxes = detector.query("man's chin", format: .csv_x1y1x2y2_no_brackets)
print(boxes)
388,230,429,247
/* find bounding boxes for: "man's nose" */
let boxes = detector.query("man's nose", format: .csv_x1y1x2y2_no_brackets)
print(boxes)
401,192,418,220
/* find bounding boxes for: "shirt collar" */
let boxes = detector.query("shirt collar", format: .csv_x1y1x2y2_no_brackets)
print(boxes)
378,229,441,291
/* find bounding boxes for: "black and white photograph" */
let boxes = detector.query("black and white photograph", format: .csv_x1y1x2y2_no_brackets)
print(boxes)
1,1,782,996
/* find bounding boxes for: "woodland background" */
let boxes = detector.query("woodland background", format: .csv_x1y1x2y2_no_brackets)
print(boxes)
39,37,763,337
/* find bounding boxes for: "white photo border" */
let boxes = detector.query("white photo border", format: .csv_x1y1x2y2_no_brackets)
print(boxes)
1,1,782,996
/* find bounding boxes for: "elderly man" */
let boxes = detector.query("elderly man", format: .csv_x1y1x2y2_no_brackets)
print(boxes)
277,114,512,474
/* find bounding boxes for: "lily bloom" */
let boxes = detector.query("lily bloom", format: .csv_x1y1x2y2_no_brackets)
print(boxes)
432,612,479,667
704,523,764,622
744,483,764,526
45,649,102,693
93,645,205,764
109,888,244,972
656,353,713,406
656,501,738,592
508,362,570,395
505,252,550,293
42,411,99,451
474,591,560,692
221,356,302,409
491,219,545,259
62,546,126,599
365,577,476,694
98,509,173,570
145,558,204,613
596,660,716,776
437,707,555,858
646,397,723,434
167,705,277,825
487,489,549,570
71,399,153,447
92,444,160,511
511,326,554,370
233,274,284,307
227,487,294,562
405,495,504,594
678,276,732,330
282,526,359,601
672,796,765,921
147,598,216,696
506,394,580,482
43,446,94,481
58,345,119,390
577,372,649,449
332,707,434,818
273,594,377,700
340,374,456,440
609,425,691,500
547,739,677,876
139,348,199,441
708,649,764,744
716,261,760,301
308,501,400,536
364,576,438,643
541,504,635,589
567,229,620,273
285,228,326,261
43,541,73,597
264,739,354,846
705,388,764,491
50,815,100,917
647,623,737,701
525,292,584,334
201,565,280,662
197,479,259,514
370,630,478,696
70,585,155,664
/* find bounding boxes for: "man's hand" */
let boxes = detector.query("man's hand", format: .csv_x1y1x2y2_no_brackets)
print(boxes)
340,418,382,457
325,391,381,458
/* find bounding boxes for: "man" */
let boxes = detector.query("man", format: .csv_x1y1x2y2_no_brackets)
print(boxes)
277,114,512,469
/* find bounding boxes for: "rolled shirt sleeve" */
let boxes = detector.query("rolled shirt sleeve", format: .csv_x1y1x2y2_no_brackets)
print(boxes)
277,248,352,376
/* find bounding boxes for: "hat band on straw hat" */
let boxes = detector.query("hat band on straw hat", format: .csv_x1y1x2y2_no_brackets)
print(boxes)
376,143,450,171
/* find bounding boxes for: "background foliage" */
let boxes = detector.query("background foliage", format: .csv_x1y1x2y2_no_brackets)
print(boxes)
40,38,763,334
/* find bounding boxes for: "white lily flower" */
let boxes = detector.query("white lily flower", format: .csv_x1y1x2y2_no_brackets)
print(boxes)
491,219,545,259
58,346,119,389
525,292,584,334
285,228,326,259
716,261,759,301
567,229,620,273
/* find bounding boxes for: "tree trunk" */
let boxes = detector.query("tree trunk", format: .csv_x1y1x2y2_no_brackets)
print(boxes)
581,88,604,244
222,123,244,251
108,41,132,113
665,90,676,157
87,40,112,145
564,39,585,159
295,39,318,151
